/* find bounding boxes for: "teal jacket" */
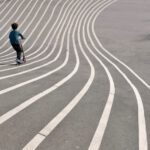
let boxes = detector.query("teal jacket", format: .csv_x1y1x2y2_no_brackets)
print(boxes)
9,30,24,45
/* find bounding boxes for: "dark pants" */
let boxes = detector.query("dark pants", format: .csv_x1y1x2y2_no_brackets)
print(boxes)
12,44,23,61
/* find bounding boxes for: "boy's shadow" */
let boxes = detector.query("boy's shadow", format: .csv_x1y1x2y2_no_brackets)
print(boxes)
0,63,17,66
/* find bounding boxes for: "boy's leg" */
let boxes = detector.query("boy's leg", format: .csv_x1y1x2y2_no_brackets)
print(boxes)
19,43,25,62
16,50,22,63
12,44,23,64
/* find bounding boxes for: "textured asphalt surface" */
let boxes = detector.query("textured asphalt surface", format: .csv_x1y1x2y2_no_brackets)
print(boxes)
0,0,150,150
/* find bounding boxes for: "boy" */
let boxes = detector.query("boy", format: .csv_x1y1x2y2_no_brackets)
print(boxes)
9,23,25,65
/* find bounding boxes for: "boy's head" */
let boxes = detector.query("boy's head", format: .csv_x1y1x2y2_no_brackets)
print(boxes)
11,23,18,30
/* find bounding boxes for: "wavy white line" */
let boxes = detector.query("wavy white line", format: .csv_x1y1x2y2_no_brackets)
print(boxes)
88,1,148,149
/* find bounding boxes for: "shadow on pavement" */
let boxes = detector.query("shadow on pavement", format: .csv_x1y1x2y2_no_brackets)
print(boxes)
0,63,17,66
138,34,150,42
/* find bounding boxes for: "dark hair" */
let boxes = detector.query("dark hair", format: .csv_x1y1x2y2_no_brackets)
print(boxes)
11,23,18,30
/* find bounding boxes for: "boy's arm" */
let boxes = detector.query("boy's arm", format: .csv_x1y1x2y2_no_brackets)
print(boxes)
19,33,25,39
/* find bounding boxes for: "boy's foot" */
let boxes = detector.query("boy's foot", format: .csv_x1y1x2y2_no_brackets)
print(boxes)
16,59,23,65
16,62,22,65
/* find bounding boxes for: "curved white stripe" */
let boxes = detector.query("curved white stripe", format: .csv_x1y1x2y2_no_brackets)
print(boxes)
22,0,112,149
73,0,116,149
0,0,64,64
81,1,116,149
0,49,69,125
0,0,49,51
0,0,77,76
0,0,71,62
0,0,64,60
0,0,19,17
0,0,79,92
0,2,93,146
0,0,6,6
0,0,79,75
0,0,86,123
0,0,43,52
0,0,35,41
0,0,25,25
92,2,150,90
89,1,148,149
22,11,91,150
0,0,7,10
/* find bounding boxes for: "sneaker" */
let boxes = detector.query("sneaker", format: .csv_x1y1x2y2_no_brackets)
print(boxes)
16,59,23,65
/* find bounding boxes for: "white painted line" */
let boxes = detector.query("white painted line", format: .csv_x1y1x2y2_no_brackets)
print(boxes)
88,1,148,149
0,0,26,28
0,0,67,65
0,0,41,53
0,0,79,84
21,0,76,59
78,1,116,149
0,0,72,74
0,0,72,63
0,0,35,39
0,0,85,124
23,0,112,149
0,0,78,79
23,134,45,150
0,0,19,17
0,0,50,50
0,0,69,62
0,49,69,124
0,0,9,11
0,48,68,96
0,5,86,130
92,2,150,90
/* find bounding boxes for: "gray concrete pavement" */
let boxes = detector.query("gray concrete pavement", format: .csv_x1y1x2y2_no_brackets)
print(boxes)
0,0,149,150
